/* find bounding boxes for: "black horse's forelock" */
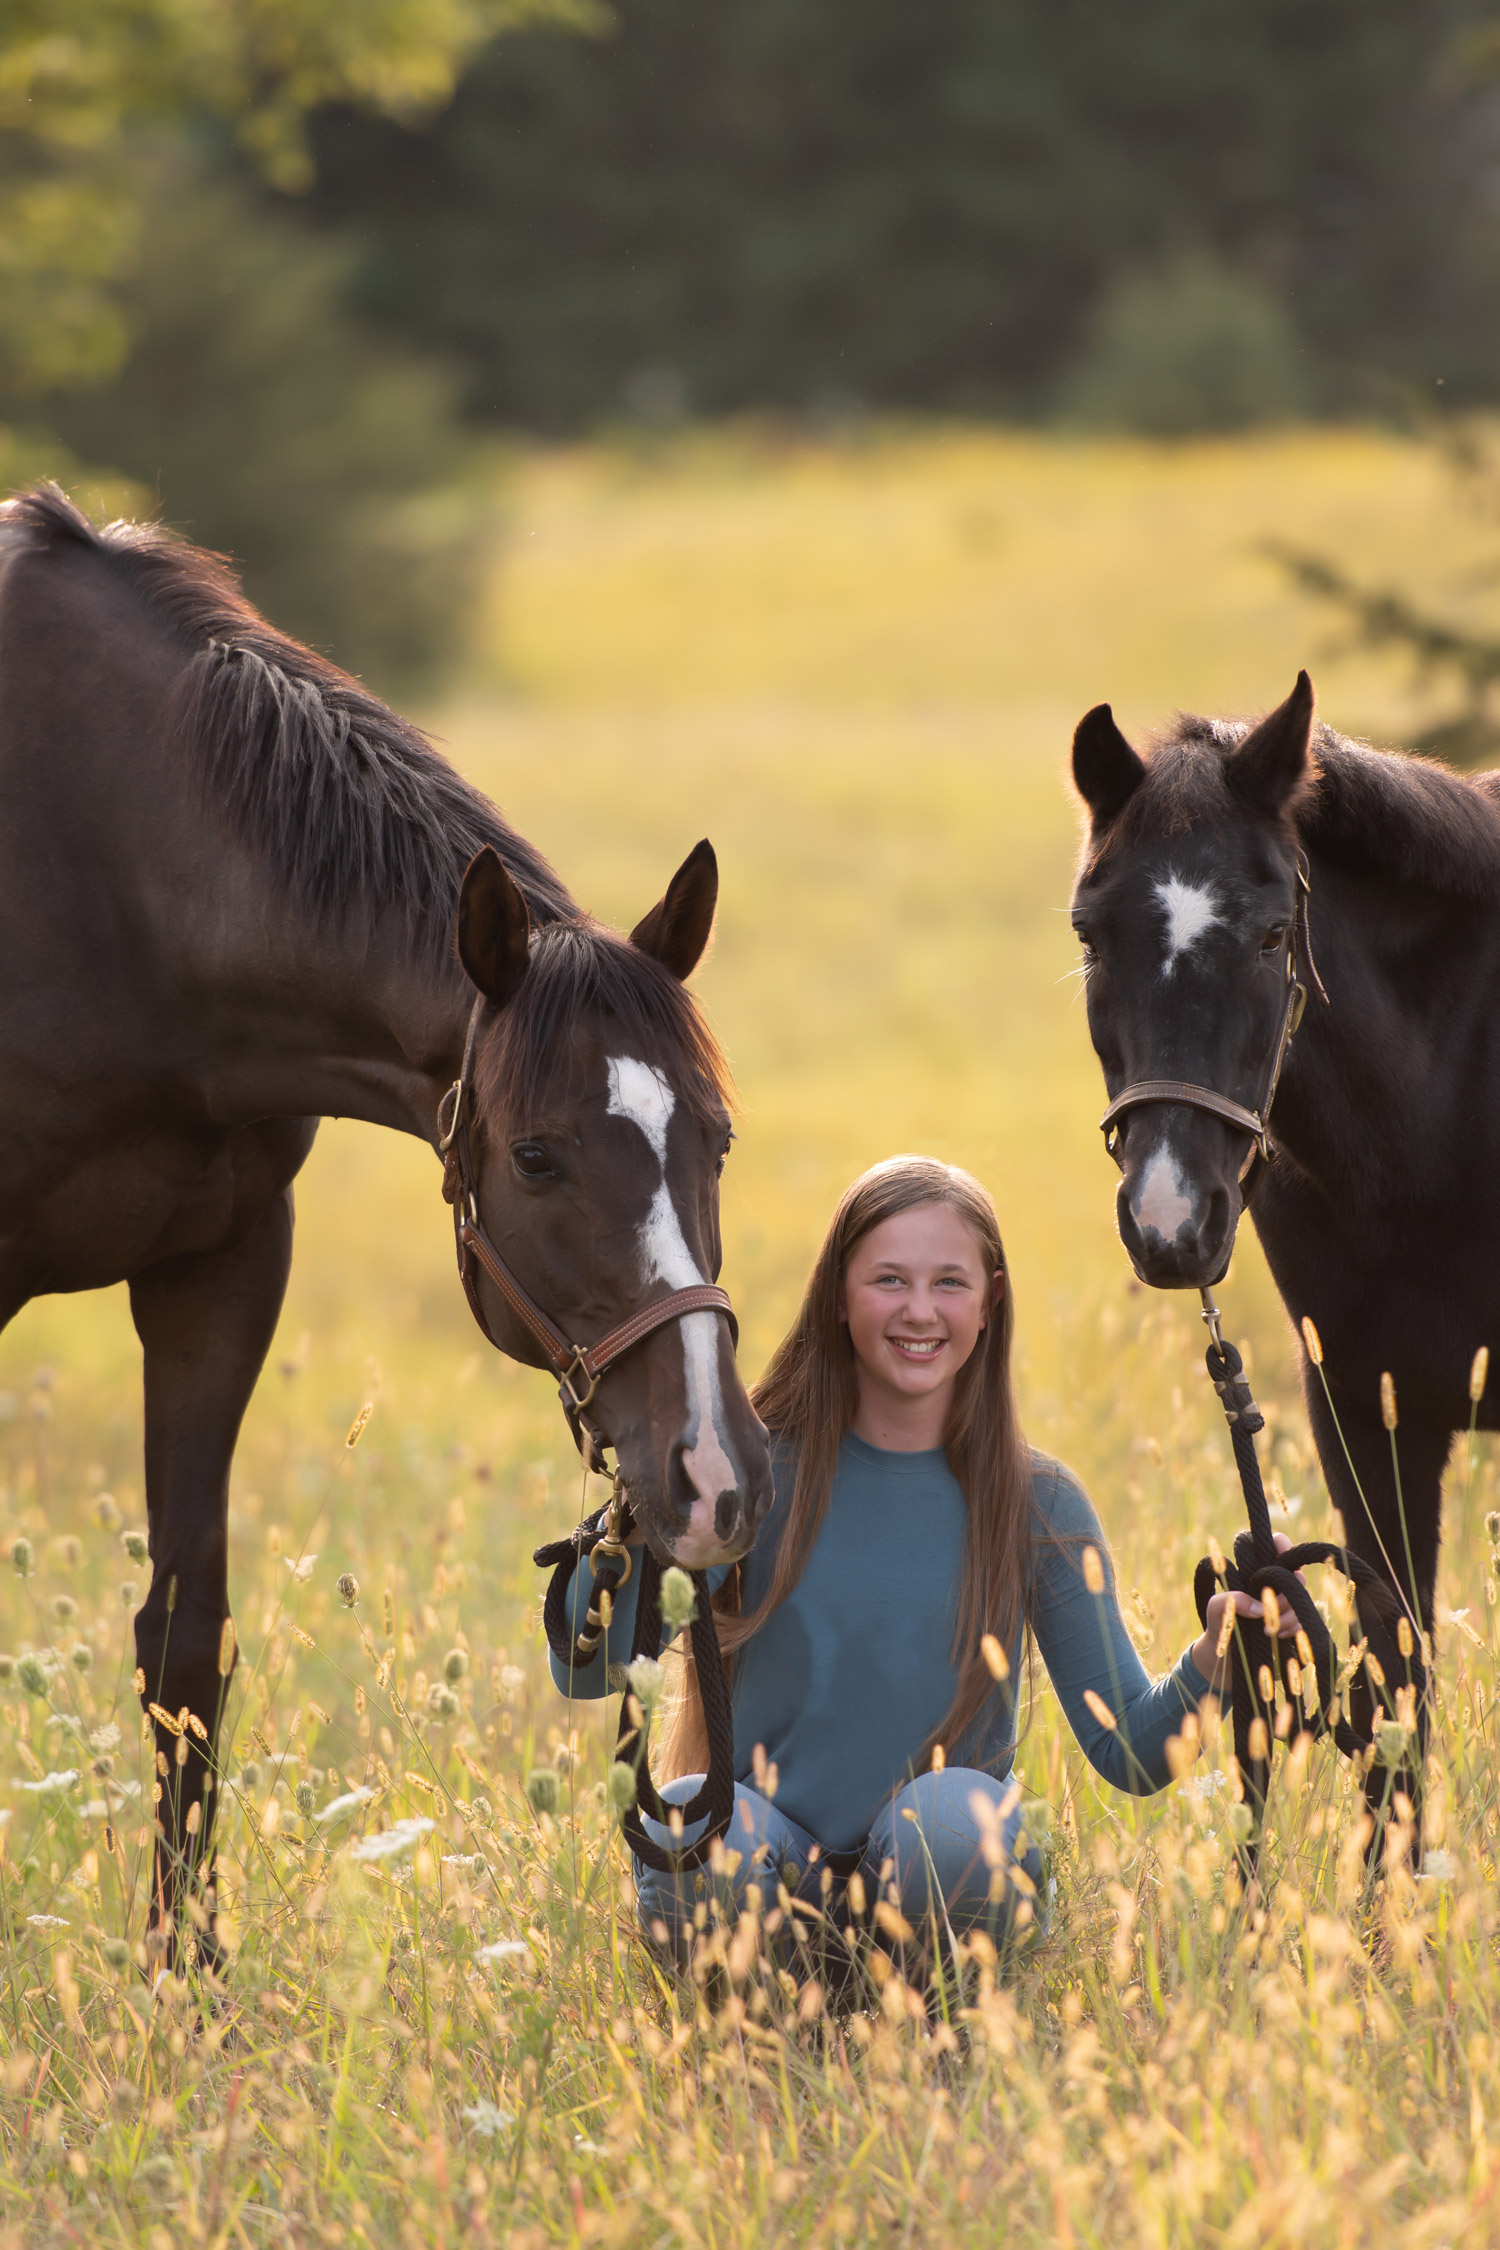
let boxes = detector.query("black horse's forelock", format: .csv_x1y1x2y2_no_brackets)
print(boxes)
474,919,735,1135
6,483,574,959
1091,707,1500,904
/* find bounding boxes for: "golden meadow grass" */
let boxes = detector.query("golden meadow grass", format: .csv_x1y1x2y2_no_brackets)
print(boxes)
1,425,1499,2245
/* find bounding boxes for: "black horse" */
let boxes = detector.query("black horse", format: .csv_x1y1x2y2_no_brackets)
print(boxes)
1068,671,1500,1694
0,484,773,1953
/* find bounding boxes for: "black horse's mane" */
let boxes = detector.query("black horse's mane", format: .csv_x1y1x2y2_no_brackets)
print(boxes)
1143,711,1500,905
7,482,575,963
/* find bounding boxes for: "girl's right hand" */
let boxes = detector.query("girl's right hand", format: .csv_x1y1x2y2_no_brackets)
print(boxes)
1191,1532,1303,1692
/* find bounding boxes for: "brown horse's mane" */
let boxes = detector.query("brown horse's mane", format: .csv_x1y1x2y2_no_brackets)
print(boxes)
1109,710,1500,906
476,919,736,1130
6,482,575,964
7,484,733,1114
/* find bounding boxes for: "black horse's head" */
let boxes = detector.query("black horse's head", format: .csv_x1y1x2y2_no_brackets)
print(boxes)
1068,672,1317,1288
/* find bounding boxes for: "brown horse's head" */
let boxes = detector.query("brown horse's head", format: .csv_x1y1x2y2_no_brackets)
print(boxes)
452,838,772,1566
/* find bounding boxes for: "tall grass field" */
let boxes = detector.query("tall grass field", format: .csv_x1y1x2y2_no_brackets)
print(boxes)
1,426,1497,2246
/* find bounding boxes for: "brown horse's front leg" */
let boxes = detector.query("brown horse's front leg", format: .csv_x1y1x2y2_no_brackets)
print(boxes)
129,1183,298,1973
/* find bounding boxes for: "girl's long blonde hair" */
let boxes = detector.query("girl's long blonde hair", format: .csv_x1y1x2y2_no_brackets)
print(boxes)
661,1155,1035,1778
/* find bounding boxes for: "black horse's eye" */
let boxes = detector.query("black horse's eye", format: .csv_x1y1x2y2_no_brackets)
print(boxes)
1260,923,1288,957
511,1142,555,1181
715,1130,735,1178
1074,928,1098,964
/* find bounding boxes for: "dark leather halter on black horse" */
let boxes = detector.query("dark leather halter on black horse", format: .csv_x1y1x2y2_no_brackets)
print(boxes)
1097,854,1423,1868
437,994,740,1873
1097,849,1328,1182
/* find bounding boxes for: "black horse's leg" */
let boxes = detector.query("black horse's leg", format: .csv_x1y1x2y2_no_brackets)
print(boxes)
1303,1371,1448,1843
129,1186,296,1968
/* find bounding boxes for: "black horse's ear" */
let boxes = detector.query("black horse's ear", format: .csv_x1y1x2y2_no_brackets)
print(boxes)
456,846,532,1007
1072,704,1146,831
1228,671,1315,816
630,838,718,981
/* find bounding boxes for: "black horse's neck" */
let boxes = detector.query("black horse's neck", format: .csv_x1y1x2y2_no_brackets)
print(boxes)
1268,838,1500,1215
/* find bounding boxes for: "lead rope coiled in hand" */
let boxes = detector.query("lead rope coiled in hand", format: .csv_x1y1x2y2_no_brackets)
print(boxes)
1191,1288,1424,1877
534,1484,737,1874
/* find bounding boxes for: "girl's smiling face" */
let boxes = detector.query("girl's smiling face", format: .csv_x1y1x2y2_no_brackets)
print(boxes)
840,1203,997,1434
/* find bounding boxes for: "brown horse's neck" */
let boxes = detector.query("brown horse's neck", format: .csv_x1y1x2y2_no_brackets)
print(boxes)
182,887,481,1146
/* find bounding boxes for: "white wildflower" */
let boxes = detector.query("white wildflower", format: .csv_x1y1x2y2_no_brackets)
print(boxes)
462,2100,512,2138
349,1815,433,1863
20,1769,79,1795
315,1786,374,1823
625,1656,666,1709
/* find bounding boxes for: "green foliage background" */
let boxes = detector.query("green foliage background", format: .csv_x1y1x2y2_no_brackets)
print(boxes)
9,2,1500,687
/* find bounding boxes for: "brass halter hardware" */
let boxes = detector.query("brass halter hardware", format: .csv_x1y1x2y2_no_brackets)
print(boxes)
1099,850,1327,1179
437,995,738,1473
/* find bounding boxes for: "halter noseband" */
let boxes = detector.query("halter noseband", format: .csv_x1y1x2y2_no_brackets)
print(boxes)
437,995,737,1471
1098,849,1329,1178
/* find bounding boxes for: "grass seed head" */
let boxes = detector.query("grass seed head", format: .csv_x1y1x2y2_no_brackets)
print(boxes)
980,1632,1010,1681
607,1762,637,1814
9,1537,32,1578
1472,1346,1490,1404
659,1568,697,1632
1301,1316,1323,1366
1380,1371,1397,1430
121,1530,147,1565
337,1573,359,1608
525,1768,560,1817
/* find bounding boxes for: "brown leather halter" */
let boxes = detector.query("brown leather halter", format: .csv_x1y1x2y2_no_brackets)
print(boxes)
1099,849,1329,1178
437,996,737,1472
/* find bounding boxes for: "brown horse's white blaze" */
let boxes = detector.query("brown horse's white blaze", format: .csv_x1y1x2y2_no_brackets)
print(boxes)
607,1054,737,1565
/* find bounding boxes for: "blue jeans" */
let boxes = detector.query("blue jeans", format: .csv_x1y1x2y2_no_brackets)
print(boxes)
634,1766,1048,1967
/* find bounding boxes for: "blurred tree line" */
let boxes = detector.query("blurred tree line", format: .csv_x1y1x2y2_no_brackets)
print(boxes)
8,0,1500,684
304,0,1500,431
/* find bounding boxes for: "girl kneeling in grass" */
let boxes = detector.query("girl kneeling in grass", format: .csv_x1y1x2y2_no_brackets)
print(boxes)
551,1155,1284,1962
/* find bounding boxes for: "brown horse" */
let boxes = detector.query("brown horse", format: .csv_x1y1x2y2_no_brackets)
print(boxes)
0,484,773,1957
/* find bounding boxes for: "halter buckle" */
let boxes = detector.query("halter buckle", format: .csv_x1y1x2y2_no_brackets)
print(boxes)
437,1078,464,1154
558,1350,600,1417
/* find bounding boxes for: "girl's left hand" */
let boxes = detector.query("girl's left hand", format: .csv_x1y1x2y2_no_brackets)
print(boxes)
1191,1531,1304,1693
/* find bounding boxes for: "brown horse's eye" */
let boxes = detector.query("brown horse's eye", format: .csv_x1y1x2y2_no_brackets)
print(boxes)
1259,923,1288,957
511,1143,554,1181
716,1131,735,1178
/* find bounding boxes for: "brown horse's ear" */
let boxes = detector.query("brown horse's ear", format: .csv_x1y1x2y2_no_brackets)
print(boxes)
1072,704,1146,831
630,838,718,980
1228,671,1315,816
457,846,532,1007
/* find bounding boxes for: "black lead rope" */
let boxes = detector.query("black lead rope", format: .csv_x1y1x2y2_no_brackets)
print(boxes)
1192,1290,1424,1875
534,1494,737,1874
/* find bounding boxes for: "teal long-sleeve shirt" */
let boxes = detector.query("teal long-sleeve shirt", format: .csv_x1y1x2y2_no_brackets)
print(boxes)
550,1435,1210,1853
